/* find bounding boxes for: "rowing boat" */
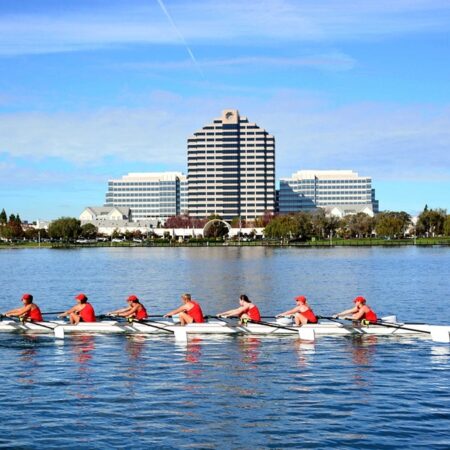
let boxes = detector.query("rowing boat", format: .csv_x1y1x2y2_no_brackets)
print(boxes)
0,318,449,342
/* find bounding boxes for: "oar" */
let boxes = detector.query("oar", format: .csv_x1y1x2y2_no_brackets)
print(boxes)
41,311,65,316
129,318,174,335
7,316,65,339
248,318,317,340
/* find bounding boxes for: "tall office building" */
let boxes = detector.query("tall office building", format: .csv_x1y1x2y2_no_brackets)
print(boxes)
105,172,187,221
278,170,379,215
187,109,275,220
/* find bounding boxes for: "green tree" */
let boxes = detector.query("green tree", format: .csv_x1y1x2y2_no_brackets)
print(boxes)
264,214,299,240
204,219,229,238
375,211,411,238
444,215,450,237
48,217,81,242
342,213,374,238
0,209,7,224
80,223,98,239
416,208,446,236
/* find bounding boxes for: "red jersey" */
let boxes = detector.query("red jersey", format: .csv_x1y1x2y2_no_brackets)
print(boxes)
299,308,318,324
362,307,377,323
79,303,96,322
135,304,148,320
187,301,204,323
241,305,261,321
28,305,43,322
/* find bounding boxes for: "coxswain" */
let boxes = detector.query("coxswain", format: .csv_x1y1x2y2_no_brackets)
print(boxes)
108,295,148,320
59,293,96,324
333,296,378,324
3,293,43,322
218,294,261,323
276,295,318,326
164,293,204,325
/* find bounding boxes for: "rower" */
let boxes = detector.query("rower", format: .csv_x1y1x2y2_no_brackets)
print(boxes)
218,294,261,323
333,296,378,324
3,293,43,322
164,293,204,325
276,295,318,326
59,293,96,324
108,295,148,320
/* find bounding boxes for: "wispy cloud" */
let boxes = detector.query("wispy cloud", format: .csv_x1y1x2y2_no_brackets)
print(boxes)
119,53,356,72
0,0,449,55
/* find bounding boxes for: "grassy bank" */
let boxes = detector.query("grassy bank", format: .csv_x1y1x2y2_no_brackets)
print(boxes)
1,237,449,249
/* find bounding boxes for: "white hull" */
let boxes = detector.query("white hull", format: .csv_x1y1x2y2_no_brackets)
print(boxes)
0,319,449,340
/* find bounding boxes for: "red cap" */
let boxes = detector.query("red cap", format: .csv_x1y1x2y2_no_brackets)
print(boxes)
353,296,366,304
75,293,88,301
127,295,139,302
295,296,307,303
22,293,33,301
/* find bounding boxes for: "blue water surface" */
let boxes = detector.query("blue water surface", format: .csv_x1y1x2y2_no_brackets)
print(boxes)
0,247,449,449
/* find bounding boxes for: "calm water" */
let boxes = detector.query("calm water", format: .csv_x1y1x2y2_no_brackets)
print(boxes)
0,247,449,449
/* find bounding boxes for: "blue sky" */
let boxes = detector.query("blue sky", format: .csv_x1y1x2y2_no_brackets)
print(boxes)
0,0,449,220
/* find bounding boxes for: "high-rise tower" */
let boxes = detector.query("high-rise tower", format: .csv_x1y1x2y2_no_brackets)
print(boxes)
187,109,275,220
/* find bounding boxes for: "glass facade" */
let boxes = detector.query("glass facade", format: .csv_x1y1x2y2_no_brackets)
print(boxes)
278,170,379,214
105,173,187,221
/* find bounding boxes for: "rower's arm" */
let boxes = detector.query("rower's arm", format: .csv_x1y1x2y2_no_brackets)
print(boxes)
352,308,365,320
164,305,186,317
59,305,79,318
334,306,357,318
276,306,300,317
218,306,246,318
5,305,29,317
108,306,131,316
121,304,139,318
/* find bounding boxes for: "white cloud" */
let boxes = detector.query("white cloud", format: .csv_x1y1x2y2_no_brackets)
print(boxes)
0,0,449,55
0,92,449,182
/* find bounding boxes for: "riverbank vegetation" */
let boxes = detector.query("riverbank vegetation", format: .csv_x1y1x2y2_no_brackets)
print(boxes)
1,206,450,248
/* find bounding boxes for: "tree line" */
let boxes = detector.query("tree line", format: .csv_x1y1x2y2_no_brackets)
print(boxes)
2,206,449,243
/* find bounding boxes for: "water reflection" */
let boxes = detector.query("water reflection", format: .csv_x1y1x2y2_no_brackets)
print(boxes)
185,337,202,364
17,336,40,386
238,336,261,365
430,345,450,366
126,334,146,360
293,339,316,368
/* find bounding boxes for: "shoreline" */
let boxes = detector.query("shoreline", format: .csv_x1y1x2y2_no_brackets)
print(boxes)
1,237,450,249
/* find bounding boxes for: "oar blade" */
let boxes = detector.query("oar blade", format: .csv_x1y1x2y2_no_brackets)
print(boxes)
299,328,315,341
54,326,65,339
430,327,450,343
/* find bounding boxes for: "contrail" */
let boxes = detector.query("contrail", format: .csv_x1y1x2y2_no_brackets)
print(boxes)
155,0,204,78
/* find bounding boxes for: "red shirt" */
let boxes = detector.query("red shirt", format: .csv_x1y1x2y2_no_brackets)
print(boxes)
28,305,43,322
79,303,96,322
135,304,148,320
187,301,204,323
299,308,318,324
241,305,261,321
362,307,377,323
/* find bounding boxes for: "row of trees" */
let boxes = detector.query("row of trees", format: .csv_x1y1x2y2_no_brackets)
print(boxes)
264,207,450,240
